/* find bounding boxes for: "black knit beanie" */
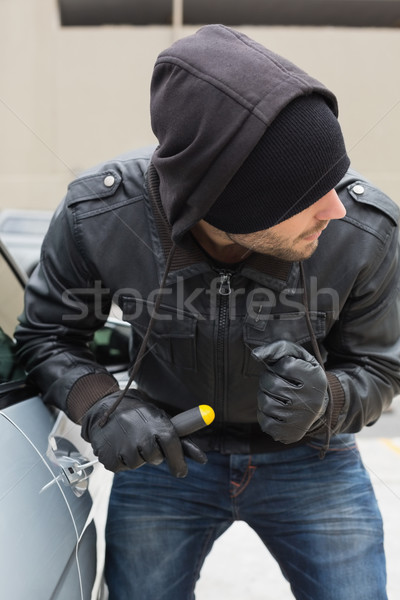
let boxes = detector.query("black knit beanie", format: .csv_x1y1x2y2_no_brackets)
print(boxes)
204,94,350,233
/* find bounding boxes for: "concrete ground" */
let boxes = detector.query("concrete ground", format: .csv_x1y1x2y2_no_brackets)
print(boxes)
196,401,400,600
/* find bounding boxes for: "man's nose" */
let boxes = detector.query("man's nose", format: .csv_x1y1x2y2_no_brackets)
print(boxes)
315,189,346,221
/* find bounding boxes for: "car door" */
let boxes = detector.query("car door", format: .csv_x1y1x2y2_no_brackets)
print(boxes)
0,241,109,600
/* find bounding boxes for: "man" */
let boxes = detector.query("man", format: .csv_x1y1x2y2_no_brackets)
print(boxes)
16,25,400,599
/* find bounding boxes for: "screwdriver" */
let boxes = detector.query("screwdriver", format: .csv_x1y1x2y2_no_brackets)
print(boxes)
132,404,215,470
171,404,215,436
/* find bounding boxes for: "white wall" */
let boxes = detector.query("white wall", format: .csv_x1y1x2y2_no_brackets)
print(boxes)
1,0,399,211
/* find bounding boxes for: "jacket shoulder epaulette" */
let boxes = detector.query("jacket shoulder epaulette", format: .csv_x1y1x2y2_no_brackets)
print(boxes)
65,146,155,209
337,169,399,227
67,169,122,205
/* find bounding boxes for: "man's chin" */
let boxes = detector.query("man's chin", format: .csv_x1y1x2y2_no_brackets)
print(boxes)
303,239,320,258
291,239,319,261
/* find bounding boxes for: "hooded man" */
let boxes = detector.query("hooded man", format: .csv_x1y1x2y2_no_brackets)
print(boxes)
16,25,400,600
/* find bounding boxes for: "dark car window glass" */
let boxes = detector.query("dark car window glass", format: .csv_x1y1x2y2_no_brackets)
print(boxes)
0,249,26,383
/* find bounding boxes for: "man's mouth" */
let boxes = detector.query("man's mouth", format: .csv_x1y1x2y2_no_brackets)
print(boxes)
302,223,329,242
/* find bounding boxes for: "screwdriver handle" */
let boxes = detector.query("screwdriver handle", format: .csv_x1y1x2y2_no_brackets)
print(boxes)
171,405,215,437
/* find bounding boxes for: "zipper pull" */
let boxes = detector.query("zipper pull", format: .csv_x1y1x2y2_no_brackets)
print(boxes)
218,271,232,296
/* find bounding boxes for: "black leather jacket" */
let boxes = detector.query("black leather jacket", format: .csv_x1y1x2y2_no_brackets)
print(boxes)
15,148,400,453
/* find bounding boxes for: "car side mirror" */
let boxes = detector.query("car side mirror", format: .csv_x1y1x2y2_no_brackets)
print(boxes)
89,320,131,373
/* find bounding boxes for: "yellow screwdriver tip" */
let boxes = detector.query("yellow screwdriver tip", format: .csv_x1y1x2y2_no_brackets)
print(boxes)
199,405,215,426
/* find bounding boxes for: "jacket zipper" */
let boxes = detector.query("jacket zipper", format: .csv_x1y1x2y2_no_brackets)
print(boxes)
215,270,233,434
218,271,232,296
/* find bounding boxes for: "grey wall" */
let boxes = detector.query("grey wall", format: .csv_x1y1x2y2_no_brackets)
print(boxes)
1,0,399,211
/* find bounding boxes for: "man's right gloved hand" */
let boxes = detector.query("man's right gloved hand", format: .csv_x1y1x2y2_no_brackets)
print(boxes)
81,389,207,477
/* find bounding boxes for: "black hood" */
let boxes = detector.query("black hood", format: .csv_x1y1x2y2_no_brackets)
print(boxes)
150,24,339,244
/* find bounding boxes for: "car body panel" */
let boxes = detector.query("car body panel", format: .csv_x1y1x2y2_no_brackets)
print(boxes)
0,240,117,599
0,398,99,599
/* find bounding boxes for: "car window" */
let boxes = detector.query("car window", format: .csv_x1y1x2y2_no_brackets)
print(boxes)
0,246,26,383
0,216,51,236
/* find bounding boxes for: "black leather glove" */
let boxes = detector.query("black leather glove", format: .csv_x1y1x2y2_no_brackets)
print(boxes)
252,341,329,444
81,389,207,477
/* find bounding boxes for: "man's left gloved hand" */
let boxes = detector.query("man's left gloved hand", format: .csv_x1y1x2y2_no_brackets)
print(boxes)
252,341,329,444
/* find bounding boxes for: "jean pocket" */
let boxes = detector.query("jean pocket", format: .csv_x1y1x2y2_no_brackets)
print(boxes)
306,433,357,452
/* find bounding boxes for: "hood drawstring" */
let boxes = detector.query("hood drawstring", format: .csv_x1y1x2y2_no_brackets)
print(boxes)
299,261,333,458
98,243,177,427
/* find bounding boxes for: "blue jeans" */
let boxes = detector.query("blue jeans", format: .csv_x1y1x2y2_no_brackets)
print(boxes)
105,434,386,600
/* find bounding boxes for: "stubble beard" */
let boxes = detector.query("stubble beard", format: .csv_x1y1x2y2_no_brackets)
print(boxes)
226,226,325,262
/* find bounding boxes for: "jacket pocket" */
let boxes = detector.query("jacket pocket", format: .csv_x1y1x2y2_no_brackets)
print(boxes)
119,296,198,371
242,311,327,376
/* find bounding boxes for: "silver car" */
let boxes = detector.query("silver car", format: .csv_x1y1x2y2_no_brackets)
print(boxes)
0,241,129,599
0,209,53,275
